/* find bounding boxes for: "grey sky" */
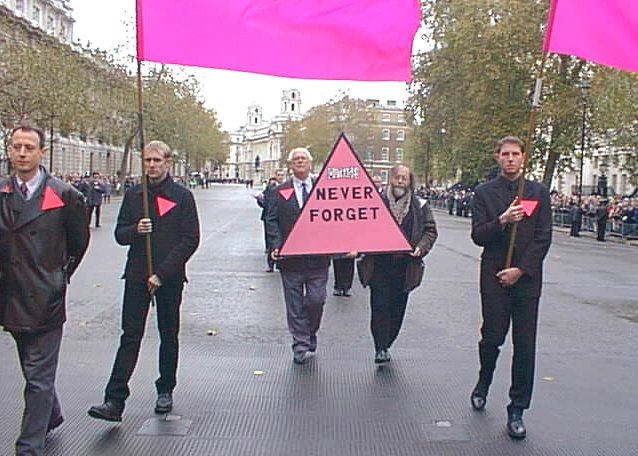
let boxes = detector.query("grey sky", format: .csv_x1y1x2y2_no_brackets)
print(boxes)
70,0,418,131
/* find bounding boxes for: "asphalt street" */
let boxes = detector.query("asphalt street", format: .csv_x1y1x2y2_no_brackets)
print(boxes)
1,184,636,455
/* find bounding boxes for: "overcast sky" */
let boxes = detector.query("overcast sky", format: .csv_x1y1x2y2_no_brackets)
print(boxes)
70,0,421,132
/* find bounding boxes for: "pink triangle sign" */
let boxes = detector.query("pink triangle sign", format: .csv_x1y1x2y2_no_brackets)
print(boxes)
520,200,539,217
279,134,412,256
41,186,65,211
156,196,176,217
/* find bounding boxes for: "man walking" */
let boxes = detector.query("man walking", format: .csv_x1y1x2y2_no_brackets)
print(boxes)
265,148,330,365
88,140,200,421
0,125,90,455
469,136,552,439
87,171,106,227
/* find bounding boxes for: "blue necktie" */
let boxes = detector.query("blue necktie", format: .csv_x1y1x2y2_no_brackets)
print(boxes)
19,182,28,199
301,182,309,205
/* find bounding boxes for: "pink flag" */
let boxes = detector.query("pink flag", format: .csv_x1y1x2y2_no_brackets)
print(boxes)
136,0,421,81
545,0,638,72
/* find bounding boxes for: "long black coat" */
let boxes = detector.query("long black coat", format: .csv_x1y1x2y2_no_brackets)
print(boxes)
264,179,330,272
471,176,552,298
116,176,200,284
0,171,90,333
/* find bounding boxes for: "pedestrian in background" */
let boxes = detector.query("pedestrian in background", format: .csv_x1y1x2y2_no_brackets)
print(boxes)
357,164,438,365
0,124,90,456
89,140,200,422
258,169,286,272
266,148,330,365
87,171,105,227
469,136,552,440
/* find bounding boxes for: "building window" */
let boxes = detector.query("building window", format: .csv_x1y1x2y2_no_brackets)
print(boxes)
60,25,67,39
366,147,374,161
382,129,390,140
397,129,405,141
382,113,391,122
395,148,404,162
47,15,55,31
398,114,406,123
381,147,389,161
380,170,389,182
32,5,41,22
16,0,25,12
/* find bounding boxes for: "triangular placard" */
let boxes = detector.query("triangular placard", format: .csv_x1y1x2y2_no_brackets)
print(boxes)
278,188,295,201
156,196,176,217
41,186,65,211
520,200,539,217
279,133,412,256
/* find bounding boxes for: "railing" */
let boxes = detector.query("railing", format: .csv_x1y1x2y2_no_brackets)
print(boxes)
423,197,638,241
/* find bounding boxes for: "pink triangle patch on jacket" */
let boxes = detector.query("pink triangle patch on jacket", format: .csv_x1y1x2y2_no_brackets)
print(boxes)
520,200,539,217
278,188,295,201
41,187,65,211
156,196,176,217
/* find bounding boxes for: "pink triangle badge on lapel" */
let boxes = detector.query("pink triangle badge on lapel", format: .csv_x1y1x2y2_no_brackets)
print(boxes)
156,196,176,217
41,187,65,211
279,188,295,201
2,183,10,193
520,200,539,217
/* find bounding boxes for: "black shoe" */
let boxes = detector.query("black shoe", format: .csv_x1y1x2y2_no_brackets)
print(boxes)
506,407,526,439
88,401,124,422
470,382,488,411
266,267,274,273
342,288,351,297
293,351,308,365
333,288,343,296
47,415,64,434
374,349,390,364
155,393,173,414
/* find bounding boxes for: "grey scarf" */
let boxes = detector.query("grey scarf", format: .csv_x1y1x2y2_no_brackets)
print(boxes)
387,186,411,225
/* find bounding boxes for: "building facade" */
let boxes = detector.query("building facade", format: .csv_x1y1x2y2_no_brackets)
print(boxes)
0,0,73,43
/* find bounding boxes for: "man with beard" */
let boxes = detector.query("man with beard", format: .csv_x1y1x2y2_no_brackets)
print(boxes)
469,136,552,440
357,164,437,364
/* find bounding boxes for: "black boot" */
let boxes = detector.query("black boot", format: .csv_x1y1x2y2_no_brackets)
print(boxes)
88,400,124,422
506,406,526,439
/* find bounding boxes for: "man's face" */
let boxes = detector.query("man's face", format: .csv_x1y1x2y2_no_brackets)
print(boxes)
290,151,311,178
495,143,525,179
9,129,45,179
275,170,286,183
390,166,410,189
143,148,171,181
372,175,383,189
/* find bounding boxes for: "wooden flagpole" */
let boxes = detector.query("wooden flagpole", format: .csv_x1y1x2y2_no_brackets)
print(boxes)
135,0,155,287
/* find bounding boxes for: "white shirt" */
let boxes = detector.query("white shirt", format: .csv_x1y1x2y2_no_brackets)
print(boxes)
16,168,43,201
292,176,313,208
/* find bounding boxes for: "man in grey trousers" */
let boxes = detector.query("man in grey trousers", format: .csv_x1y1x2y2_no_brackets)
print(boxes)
265,147,330,365
0,125,90,455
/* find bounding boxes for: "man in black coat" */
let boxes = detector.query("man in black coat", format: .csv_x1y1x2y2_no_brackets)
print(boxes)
259,169,286,272
265,147,330,365
89,140,200,421
470,136,552,440
0,125,90,455
86,171,106,228
595,199,608,242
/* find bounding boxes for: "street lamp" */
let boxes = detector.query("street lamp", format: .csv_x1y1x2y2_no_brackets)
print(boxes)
578,80,590,204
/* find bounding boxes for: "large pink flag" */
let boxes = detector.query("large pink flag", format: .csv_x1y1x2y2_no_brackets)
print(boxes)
545,0,638,72
136,0,421,82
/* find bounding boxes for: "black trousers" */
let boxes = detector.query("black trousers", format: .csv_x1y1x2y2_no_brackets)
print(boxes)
88,204,101,227
477,291,539,410
105,280,184,403
263,220,274,269
332,257,354,290
369,258,410,352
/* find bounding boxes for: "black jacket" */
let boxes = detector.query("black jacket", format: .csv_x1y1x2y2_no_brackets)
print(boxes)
116,176,200,283
471,176,552,298
0,171,90,332
264,179,330,271
358,193,438,292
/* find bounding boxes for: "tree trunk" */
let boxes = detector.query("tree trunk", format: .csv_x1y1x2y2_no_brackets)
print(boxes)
119,131,137,178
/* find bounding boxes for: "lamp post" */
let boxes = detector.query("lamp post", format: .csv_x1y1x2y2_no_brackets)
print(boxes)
578,80,590,204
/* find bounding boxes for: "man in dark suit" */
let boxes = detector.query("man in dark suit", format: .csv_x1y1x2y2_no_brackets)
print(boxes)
259,169,286,272
87,171,106,227
88,140,200,421
0,125,90,455
470,136,552,440
265,147,330,365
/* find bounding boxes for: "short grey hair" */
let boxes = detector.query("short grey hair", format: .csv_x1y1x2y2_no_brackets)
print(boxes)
287,147,313,162
145,140,172,159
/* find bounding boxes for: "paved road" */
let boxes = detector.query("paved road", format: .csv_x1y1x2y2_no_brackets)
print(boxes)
1,184,636,455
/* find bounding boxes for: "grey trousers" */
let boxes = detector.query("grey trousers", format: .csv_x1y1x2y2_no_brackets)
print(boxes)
280,267,329,353
11,326,63,456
